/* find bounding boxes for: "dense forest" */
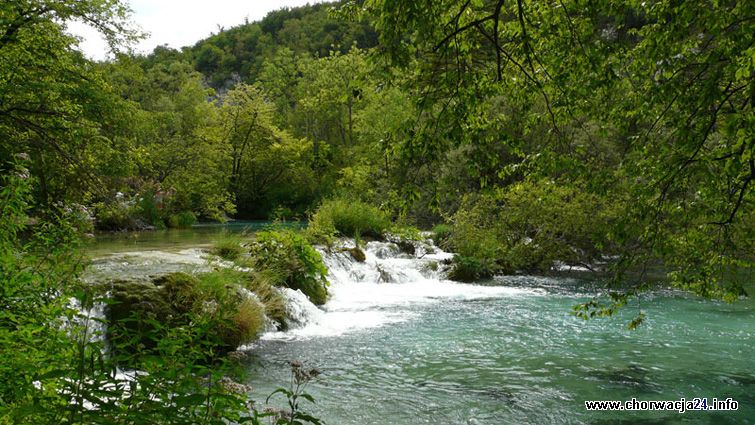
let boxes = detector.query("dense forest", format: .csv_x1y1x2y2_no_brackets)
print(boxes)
3,0,751,300
1,0,752,423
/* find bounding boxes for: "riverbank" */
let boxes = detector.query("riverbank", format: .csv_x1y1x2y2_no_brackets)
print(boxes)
83,230,754,424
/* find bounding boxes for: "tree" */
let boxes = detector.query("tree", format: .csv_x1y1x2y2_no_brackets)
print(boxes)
296,47,371,165
358,0,754,306
216,83,315,218
0,0,136,205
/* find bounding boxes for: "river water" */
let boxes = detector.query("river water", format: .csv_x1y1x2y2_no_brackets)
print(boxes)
86,225,754,424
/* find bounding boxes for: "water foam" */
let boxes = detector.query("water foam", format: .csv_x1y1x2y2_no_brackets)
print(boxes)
262,239,545,340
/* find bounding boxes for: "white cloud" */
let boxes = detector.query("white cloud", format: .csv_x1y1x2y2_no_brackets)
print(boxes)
69,0,326,60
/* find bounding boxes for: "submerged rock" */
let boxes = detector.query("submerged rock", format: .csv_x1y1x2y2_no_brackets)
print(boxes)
346,246,366,262
384,234,417,256
395,240,416,255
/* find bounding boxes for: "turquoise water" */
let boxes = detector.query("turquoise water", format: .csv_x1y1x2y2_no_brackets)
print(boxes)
88,230,753,424
244,278,753,424
86,221,302,256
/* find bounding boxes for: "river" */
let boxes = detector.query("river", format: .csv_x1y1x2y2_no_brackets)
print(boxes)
85,224,754,424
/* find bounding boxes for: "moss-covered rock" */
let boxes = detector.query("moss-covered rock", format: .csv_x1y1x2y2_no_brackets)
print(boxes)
106,271,267,360
243,270,288,330
385,228,422,256
221,297,265,349
395,240,415,256
106,279,173,353
346,246,366,262
153,272,201,315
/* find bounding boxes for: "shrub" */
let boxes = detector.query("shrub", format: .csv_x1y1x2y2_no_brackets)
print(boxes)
249,229,329,305
446,180,617,280
245,270,288,328
308,198,390,242
94,201,139,231
167,211,197,228
134,190,164,228
431,224,453,249
269,205,295,221
211,232,246,261
448,256,496,282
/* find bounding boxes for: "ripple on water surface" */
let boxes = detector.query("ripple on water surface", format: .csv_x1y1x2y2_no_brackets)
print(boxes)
246,284,753,425
87,234,754,424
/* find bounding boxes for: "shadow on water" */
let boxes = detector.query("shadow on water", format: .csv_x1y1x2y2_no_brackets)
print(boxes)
587,365,661,394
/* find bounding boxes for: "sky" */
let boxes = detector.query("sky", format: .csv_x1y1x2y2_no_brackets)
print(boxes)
69,0,325,60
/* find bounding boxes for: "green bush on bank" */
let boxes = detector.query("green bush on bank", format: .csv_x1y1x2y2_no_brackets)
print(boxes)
446,179,617,281
167,211,197,228
94,195,198,231
211,231,246,261
307,198,391,243
249,229,329,305
244,269,288,327
94,201,140,231
448,255,498,282
431,224,453,250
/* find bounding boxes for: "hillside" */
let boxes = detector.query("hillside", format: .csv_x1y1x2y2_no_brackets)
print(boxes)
175,2,377,88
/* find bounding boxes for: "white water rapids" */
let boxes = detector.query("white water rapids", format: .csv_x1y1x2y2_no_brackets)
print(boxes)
82,237,546,344
78,233,755,424
259,239,545,341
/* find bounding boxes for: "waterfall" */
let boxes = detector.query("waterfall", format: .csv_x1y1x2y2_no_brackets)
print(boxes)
262,238,544,341
65,297,108,344
81,236,544,344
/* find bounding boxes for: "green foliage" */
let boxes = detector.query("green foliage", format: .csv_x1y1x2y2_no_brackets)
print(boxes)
249,230,329,305
431,224,453,249
447,180,617,280
167,211,197,228
362,0,753,305
264,361,323,425
108,271,266,359
0,163,86,422
216,83,316,218
211,232,246,261
0,0,137,205
188,3,377,89
308,198,391,242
